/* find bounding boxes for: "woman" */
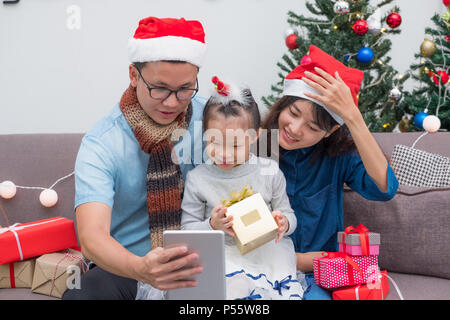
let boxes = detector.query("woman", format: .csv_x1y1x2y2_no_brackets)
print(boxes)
261,45,399,299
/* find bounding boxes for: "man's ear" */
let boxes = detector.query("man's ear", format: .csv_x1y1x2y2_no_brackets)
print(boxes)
129,64,139,88
324,124,341,138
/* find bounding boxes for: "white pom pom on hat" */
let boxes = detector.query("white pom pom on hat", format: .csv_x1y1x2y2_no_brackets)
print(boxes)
128,17,207,68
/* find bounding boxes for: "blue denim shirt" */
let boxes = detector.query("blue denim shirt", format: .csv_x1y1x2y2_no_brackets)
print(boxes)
279,145,398,253
74,96,206,257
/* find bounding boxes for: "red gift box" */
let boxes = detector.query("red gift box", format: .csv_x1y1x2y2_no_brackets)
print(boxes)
313,252,378,289
332,270,390,300
0,217,78,265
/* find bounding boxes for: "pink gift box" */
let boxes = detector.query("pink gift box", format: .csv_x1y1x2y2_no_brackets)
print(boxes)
313,253,379,289
337,225,380,256
339,243,379,256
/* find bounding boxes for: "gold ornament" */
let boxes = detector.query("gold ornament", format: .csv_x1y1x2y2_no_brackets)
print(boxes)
420,39,437,57
398,118,410,132
442,8,450,24
350,11,363,21
419,66,430,76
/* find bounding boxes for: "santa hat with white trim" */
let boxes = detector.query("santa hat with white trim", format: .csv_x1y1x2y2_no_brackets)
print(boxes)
282,45,364,125
128,17,207,67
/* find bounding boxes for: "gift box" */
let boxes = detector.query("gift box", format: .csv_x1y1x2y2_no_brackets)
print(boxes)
338,224,380,256
0,258,36,288
31,248,87,299
313,252,378,289
332,270,390,300
224,192,278,255
0,217,78,265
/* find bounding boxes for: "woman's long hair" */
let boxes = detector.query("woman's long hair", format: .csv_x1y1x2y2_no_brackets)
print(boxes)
260,96,356,162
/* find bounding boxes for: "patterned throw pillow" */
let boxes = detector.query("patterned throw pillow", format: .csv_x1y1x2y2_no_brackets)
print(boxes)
390,144,450,187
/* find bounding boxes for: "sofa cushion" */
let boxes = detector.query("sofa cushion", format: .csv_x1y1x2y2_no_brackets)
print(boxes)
344,185,450,280
385,272,450,300
390,144,450,187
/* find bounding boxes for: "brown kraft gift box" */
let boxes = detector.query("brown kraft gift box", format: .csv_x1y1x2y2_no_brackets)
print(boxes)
31,248,87,298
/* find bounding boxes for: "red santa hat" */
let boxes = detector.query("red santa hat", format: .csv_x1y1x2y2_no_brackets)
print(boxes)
128,17,207,67
282,45,364,125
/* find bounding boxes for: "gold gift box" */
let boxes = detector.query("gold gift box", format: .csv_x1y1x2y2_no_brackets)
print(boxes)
31,248,86,299
0,259,36,288
225,193,278,255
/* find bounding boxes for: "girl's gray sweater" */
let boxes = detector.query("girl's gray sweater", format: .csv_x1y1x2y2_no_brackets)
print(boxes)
180,154,297,243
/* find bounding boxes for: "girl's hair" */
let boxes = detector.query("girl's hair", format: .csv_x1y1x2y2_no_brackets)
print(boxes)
202,88,261,132
260,96,356,161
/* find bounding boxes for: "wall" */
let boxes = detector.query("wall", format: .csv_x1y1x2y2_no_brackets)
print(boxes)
0,0,445,133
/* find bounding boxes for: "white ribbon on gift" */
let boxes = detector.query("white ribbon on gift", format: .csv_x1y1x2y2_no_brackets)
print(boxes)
0,223,25,260
0,217,65,261
353,271,405,300
355,285,361,300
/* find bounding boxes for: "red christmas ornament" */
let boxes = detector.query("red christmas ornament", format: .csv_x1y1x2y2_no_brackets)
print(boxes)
386,12,402,28
445,35,450,42
433,70,449,85
352,19,369,35
285,34,298,50
211,76,229,96
444,0,450,6
300,55,312,65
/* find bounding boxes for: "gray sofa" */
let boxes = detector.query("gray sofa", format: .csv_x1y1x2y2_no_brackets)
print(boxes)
0,132,449,300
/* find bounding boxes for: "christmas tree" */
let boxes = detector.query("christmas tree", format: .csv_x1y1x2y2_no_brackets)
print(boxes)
396,11,450,133
262,0,407,132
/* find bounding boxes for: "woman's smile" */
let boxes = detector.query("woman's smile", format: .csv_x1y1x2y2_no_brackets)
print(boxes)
282,127,300,143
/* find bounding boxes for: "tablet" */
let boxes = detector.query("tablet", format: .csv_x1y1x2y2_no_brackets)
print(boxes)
163,230,226,300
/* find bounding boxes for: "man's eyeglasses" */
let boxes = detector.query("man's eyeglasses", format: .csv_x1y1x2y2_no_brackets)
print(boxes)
135,66,199,101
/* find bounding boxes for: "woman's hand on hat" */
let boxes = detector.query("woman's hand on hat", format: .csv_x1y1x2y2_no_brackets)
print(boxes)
302,67,358,122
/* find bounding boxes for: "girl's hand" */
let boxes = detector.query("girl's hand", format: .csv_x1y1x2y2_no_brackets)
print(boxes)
302,67,360,123
272,210,289,243
209,205,235,237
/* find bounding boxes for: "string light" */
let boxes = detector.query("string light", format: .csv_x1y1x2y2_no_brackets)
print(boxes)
0,172,74,208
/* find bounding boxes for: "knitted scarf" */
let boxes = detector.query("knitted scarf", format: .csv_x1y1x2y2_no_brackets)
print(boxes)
120,85,192,248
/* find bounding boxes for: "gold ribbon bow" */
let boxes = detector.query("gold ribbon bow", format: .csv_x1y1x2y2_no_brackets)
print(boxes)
220,185,254,207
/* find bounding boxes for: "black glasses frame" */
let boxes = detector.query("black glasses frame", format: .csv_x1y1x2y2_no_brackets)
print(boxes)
135,66,199,101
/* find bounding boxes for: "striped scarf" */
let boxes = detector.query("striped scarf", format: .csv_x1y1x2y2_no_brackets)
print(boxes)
120,85,192,248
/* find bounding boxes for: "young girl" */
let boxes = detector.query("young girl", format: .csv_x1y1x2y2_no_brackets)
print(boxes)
261,45,399,299
179,76,303,300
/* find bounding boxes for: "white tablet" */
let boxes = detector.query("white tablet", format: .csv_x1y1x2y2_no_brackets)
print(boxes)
163,230,226,300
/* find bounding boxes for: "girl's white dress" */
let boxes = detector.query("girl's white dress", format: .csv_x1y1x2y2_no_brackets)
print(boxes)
224,237,302,300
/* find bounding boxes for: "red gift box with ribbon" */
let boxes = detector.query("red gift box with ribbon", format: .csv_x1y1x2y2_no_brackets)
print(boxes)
332,270,390,300
313,252,378,289
0,217,78,265
338,224,380,256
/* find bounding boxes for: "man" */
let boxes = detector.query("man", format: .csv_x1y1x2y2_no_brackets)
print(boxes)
62,17,207,300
